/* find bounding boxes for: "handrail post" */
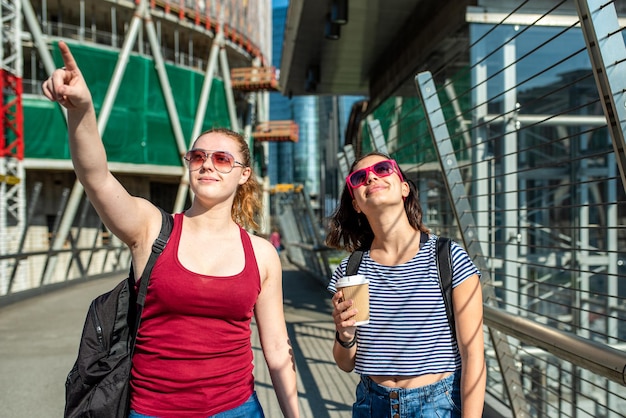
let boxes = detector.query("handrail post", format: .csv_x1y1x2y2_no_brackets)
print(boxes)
575,0,626,193
415,71,531,417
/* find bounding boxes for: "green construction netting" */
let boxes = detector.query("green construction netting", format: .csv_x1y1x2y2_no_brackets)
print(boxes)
24,42,231,167
361,70,471,165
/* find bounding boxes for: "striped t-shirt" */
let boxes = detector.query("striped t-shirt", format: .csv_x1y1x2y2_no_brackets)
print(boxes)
327,235,480,376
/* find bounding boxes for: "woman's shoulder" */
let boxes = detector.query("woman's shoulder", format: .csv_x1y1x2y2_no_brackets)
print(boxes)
247,231,281,282
427,235,464,251
247,230,274,248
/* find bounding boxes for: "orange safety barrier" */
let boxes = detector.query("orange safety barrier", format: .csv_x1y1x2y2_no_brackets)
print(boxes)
253,121,299,143
231,67,279,92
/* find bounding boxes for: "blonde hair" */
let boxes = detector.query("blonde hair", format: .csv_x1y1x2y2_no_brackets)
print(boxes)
194,128,262,231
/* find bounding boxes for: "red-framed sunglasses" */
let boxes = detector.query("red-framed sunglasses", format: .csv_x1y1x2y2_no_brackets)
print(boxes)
345,159,403,196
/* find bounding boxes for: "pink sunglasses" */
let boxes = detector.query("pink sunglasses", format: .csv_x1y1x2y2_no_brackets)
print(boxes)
346,159,403,196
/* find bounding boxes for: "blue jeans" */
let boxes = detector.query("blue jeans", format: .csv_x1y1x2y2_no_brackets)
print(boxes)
129,392,265,418
353,371,461,418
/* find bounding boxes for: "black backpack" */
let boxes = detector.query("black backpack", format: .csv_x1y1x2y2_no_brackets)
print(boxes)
64,208,173,418
345,235,455,338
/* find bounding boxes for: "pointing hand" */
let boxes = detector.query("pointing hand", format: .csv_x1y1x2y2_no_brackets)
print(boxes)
41,41,92,111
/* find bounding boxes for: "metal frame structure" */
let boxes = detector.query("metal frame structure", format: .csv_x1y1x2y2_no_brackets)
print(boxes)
272,184,332,283
1,0,272,294
416,71,531,417
0,0,25,293
411,0,626,415
329,1,626,415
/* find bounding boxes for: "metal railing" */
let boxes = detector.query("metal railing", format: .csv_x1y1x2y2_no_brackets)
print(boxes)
320,0,626,417
0,183,129,305
272,185,334,285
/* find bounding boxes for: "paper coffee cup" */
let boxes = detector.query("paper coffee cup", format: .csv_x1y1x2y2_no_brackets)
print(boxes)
336,274,370,326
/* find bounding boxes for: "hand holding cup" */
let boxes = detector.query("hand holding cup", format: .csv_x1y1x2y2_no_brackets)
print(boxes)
335,274,370,326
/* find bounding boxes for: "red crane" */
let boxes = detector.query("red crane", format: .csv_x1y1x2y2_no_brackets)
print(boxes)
0,69,24,161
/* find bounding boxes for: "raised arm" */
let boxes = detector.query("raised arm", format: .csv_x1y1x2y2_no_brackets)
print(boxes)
41,41,160,248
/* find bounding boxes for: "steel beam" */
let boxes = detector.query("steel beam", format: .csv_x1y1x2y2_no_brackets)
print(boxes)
415,71,531,418
575,0,626,193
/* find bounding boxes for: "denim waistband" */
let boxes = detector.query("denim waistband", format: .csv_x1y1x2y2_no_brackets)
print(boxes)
360,370,459,399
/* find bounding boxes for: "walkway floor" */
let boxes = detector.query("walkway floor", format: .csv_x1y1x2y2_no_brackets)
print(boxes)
0,261,357,418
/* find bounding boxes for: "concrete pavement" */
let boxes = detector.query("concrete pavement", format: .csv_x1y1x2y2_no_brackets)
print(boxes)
0,261,357,418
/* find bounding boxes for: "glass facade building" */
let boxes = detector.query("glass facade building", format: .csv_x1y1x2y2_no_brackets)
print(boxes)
270,4,361,212
270,5,319,195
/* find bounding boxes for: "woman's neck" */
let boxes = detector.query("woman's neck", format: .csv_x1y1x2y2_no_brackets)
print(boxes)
184,203,236,234
369,227,422,266
369,210,420,255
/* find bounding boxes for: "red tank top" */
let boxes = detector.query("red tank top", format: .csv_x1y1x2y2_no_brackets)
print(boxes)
130,213,261,417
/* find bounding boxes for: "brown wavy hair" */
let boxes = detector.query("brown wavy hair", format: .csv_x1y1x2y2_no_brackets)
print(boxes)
325,151,429,252
194,128,262,231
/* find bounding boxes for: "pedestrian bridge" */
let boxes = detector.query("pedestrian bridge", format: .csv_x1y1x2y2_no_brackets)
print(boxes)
1,1,626,417
1,255,624,417
0,261,361,418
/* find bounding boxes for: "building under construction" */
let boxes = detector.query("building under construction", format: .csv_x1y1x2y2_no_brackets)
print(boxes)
3,1,626,416
1,0,299,294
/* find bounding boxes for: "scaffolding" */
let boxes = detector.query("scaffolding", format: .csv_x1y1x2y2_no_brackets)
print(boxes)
2,0,271,293
150,0,271,65
231,66,279,91
1,0,25,294
253,121,299,143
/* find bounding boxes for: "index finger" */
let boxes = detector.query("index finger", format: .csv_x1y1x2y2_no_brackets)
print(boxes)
58,41,79,71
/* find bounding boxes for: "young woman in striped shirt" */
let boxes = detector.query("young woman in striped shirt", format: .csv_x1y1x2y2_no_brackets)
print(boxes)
326,152,486,418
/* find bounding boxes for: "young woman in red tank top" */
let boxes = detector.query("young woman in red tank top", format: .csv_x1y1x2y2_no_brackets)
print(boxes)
42,41,300,418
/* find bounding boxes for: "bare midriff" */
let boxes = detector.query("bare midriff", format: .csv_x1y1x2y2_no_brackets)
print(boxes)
369,371,453,389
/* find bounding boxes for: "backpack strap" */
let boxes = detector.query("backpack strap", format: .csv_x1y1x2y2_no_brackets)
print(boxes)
131,208,174,344
435,237,455,339
136,208,174,307
345,250,364,276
